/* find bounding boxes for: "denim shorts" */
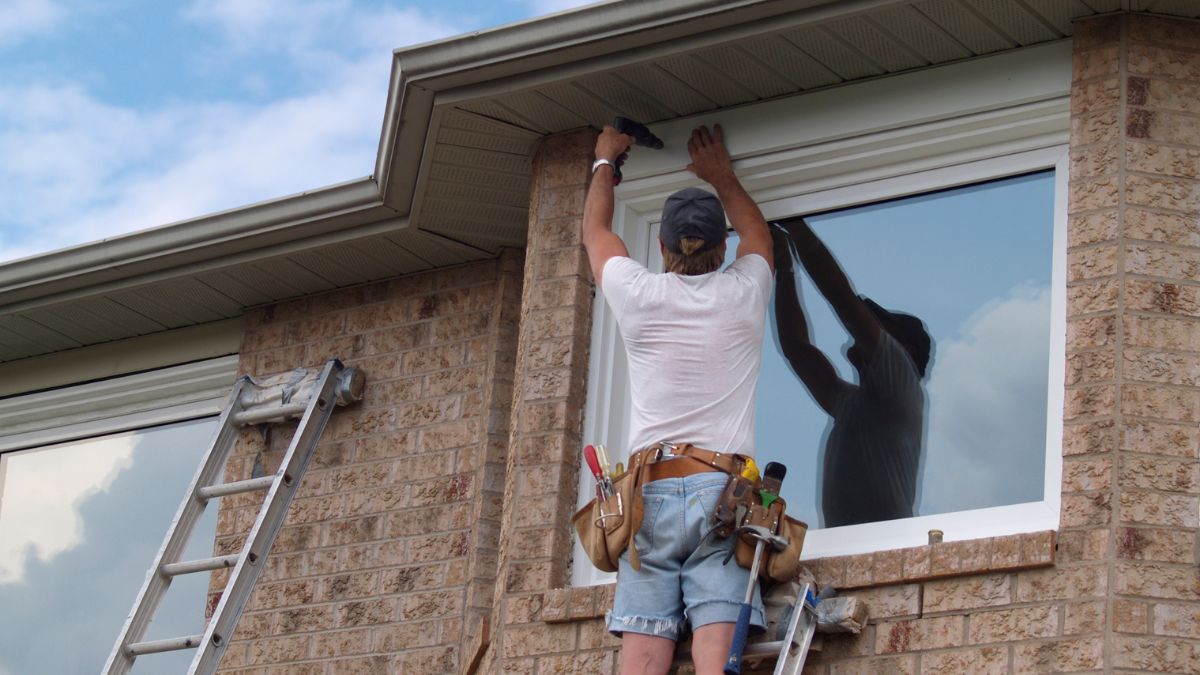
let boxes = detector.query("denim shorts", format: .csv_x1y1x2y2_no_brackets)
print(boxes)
607,468,766,640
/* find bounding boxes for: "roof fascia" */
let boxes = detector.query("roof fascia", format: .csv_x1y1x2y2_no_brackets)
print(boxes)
0,177,388,307
375,0,913,205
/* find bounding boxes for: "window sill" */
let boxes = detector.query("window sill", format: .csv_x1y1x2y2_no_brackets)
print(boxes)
545,530,1056,623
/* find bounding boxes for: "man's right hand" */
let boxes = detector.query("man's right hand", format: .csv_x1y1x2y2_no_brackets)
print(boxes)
595,125,634,163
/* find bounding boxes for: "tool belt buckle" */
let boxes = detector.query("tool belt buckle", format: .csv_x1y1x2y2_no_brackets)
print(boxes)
652,441,678,461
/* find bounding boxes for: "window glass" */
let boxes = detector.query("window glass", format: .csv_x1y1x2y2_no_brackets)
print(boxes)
749,170,1055,529
0,418,219,674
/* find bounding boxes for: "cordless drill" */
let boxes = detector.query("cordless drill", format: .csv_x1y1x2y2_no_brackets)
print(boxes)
609,116,664,185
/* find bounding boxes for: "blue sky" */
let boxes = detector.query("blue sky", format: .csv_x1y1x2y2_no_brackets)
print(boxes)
0,0,591,263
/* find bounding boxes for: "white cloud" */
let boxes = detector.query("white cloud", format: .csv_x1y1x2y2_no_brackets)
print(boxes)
0,2,470,262
519,0,602,15
919,285,1052,514
0,0,63,47
0,435,135,584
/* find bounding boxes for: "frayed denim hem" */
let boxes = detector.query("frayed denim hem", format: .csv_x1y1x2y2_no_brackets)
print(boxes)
686,599,766,631
606,610,684,640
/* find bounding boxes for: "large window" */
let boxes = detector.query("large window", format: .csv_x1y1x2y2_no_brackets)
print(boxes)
573,45,1069,584
0,357,235,674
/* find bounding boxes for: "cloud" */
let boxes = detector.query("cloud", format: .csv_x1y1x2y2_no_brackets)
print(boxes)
0,2,471,262
0,0,63,48
0,434,135,584
918,285,1052,514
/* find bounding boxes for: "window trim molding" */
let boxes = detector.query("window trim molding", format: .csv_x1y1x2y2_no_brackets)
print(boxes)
572,47,1069,585
0,355,238,453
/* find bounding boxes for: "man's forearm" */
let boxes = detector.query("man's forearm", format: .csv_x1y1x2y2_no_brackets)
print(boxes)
581,165,616,250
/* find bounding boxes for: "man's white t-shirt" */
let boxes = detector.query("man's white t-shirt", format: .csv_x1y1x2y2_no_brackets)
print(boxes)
600,254,773,457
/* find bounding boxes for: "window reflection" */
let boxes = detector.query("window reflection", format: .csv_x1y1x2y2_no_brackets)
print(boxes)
744,171,1055,529
0,418,219,674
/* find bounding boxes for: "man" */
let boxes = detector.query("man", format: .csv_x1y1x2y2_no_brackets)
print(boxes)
582,123,774,675
771,219,931,528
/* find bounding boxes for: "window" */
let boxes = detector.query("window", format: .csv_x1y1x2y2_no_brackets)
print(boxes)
0,356,236,674
572,44,1069,584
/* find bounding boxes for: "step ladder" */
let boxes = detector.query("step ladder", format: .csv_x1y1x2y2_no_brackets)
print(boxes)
103,359,365,675
674,581,819,675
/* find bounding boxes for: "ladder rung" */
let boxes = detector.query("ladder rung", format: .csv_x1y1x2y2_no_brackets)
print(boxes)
233,401,311,426
197,476,275,501
127,634,205,656
161,554,240,577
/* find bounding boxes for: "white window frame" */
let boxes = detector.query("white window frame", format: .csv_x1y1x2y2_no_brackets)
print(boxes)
0,355,239,455
572,42,1070,586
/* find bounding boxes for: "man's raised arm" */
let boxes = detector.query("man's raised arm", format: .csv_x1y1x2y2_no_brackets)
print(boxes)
685,125,773,271
581,126,635,285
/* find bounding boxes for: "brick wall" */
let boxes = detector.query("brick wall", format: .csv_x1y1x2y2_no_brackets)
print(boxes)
212,252,523,674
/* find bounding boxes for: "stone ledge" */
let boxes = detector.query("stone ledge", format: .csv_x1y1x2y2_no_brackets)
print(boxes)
807,530,1057,590
540,531,1056,623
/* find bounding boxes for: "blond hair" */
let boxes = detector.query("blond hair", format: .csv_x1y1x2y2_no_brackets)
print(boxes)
663,236,725,275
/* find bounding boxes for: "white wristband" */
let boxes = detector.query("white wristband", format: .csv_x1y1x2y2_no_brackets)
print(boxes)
591,158,616,174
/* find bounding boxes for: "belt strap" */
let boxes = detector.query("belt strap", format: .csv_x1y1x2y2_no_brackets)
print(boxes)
671,443,744,475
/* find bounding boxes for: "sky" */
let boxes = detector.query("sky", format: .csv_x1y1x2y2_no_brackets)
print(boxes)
0,0,594,264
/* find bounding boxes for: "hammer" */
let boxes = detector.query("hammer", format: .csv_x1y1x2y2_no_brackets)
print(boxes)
725,524,789,675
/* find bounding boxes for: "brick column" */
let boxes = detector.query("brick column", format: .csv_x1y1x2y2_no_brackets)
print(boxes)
486,128,609,674
1112,14,1200,672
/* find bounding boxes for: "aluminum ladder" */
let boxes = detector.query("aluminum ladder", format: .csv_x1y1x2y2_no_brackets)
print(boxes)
675,581,819,675
103,359,364,675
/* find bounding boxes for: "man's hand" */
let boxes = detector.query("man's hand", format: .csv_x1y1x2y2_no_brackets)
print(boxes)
686,125,735,187
596,125,634,163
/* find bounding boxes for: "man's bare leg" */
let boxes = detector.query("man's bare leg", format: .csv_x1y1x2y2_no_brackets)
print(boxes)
691,622,736,675
620,633,676,675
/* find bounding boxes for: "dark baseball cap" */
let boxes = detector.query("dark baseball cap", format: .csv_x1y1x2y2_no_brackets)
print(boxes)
862,297,932,378
659,187,727,254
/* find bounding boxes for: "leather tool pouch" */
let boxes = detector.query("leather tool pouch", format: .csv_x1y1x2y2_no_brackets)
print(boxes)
729,491,808,583
571,448,656,573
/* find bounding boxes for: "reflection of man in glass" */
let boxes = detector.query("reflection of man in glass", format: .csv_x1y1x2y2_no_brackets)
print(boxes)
771,219,931,527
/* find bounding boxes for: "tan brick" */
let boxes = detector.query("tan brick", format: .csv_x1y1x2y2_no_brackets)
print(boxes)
1115,561,1200,600
1126,244,1200,282
1114,598,1151,634
1063,420,1116,456
1063,456,1113,492
311,628,372,658
1064,600,1106,635
1119,455,1199,493
1153,602,1200,639
1126,279,1200,317
538,649,615,674
845,553,873,588
1129,14,1200,50
1128,141,1200,180
1126,209,1200,249
1068,209,1119,247
872,549,904,585
1067,315,1117,349
1064,384,1116,419
1121,418,1200,457
1119,490,1199,527
1016,566,1106,602
1128,44,1200,81
500,622,578,658
1074,44,1119,81
1070,141,1119,180
924,574,1011,613
1069,175,1120,212
874,616,962,654
1075,109,1118,145
830,654,917,675
578,617,621,650
846,585,920,621
1121,384,1199,422
1065,349,1116,385
1012,637,1103,674
1073,15,1121,51
1055,528,1108,564
921,646,1006,675
1127,174,1200,213
969,604,1058,644
1112,635,1200,672
1072,76,1121,115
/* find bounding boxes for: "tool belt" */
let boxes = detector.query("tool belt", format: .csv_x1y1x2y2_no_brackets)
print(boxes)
572,442,806,581
572,442,738,573
717,476,808,583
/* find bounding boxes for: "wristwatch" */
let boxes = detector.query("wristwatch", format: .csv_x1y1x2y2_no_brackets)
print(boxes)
591,158,617,174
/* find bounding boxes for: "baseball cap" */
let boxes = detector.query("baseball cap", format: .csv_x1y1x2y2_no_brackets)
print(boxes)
659,187,727,253
862,297,932,378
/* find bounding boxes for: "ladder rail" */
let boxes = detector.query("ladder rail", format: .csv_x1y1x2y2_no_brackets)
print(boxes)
189,359,345,675
102,377,252,675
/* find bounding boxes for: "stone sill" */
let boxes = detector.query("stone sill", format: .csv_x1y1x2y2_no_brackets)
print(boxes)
541,530,1056,623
